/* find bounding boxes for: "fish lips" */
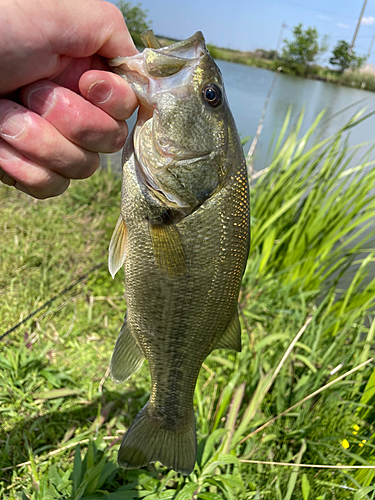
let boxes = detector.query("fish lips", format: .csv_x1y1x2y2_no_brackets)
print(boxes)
108,31,208,106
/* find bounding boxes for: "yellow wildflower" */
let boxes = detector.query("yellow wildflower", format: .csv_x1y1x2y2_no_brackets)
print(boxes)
341,439,350,449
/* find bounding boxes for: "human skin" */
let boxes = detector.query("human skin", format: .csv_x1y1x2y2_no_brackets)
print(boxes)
0,0,139,198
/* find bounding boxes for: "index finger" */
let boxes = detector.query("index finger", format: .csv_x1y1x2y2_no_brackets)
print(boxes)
79,70,138,121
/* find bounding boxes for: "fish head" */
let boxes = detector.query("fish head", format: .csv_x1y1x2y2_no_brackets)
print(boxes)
109,32,234,211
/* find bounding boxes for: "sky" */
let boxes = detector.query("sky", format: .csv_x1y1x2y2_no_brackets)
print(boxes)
110,0,375,66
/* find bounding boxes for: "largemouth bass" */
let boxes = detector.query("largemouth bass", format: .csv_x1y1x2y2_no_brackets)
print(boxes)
108,30,250,475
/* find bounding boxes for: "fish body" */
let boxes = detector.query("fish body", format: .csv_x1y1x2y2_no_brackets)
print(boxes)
108,31,250,475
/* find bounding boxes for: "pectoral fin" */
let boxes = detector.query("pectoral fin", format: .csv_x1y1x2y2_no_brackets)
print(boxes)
108,215,128,278
149,222,187,278
110,317,145,382
215,309,242,352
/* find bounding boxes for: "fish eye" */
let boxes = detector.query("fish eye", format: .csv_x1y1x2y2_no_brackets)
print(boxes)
202,83,222,107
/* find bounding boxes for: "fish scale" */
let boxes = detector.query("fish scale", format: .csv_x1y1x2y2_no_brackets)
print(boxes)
107,30,250,474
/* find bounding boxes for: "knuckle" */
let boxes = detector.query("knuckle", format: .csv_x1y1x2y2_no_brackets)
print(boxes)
111,122,128,152
73,153,100,179
104,1,125,24
32,177,70,199
0,168,16,187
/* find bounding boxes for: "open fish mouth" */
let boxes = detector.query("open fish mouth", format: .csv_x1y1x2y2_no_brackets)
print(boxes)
109,31,206,77
108,31,208,105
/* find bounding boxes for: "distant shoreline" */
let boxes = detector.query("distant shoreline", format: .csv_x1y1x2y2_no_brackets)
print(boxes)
140,34,375,93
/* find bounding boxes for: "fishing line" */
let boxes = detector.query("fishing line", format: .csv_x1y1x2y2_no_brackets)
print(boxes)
0,263,104,342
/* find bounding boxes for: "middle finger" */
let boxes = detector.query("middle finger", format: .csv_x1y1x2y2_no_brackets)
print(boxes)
20,80,128,153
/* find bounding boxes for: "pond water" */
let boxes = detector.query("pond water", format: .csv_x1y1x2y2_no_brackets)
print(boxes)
102,60,375,172
220,62,375,169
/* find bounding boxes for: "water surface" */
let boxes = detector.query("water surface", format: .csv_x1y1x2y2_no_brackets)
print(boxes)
102,61,375,171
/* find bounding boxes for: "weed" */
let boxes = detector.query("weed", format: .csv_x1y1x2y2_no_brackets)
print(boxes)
1,117,375,499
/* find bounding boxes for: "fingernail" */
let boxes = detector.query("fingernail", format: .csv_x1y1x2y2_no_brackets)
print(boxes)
0,149,16,162
28,86,56,116
87,80,113,104
0,140,16,161
0,109,26,138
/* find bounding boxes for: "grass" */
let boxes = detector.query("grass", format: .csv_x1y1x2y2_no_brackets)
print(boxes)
206,45,280,72
1,112,375,499
336,70,375,92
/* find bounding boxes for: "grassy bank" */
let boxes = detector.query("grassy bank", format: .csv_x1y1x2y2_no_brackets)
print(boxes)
1,112,375,499
209,43,375,92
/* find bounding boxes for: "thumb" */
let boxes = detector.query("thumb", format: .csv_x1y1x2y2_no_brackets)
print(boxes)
47,0,138,59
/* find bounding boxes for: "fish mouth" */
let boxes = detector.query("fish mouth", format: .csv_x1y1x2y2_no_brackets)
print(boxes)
110,31,211,161
108,31,208,105
109,31,206,74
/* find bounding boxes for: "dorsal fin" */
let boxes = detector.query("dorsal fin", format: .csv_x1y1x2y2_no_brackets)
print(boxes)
141,29,162,49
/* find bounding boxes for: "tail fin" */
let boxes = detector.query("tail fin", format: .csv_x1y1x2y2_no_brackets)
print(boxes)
118,403,196,475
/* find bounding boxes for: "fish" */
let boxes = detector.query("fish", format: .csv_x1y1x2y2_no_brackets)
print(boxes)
107,30,250,475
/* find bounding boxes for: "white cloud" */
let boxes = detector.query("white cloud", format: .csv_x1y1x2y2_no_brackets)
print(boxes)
337,23,350,29
317,14,331,21
362,16,375,26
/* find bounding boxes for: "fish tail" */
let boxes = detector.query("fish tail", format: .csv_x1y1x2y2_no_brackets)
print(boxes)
118,403,196,475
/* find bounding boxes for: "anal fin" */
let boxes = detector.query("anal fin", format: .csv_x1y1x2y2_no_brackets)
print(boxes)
110,318,145,382
149,222,187,278
108,215,128,279
215,308,242,352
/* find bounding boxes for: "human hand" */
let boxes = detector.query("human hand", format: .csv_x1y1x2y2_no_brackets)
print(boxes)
0,0,138,198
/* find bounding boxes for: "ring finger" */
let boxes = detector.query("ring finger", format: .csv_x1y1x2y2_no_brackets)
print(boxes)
0,100,100,180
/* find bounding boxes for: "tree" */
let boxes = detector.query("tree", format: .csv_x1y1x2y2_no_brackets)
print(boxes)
282,23,327,72
116,1,150,35
330,40,367,72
